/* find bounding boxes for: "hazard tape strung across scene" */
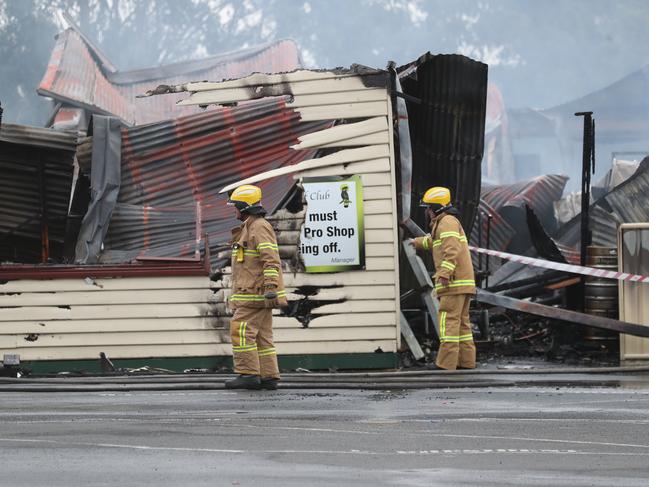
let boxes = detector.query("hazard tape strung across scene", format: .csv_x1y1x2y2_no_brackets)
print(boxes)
469,246,649,284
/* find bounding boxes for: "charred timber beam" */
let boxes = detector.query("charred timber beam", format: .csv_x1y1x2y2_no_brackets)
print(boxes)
487,271,564,293
504,278,569,299
575,111,595,268
400,312,425,360
476,289,649,338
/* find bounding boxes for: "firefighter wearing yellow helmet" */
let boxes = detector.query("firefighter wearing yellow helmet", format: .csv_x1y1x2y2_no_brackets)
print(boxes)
225,184,287,390
410,186,476,370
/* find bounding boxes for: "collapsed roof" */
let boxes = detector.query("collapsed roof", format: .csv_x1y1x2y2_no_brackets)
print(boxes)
38,27,301,126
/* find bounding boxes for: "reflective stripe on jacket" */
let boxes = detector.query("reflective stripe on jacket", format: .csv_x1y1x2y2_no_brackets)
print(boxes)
413,212,476,296
230,215,287,309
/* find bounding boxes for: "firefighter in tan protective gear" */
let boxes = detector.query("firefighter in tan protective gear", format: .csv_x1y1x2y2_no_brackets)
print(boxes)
225,184,287,390
410,186,477,370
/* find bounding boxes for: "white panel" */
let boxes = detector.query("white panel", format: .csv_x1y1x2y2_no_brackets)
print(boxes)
276,326,396,342
184,70,375,92
0,289,215,307
1,304,213,321
287,90,388,108
0,330,225,348
0,277,211,293
297,158,390,177
364,257,395,271
291,116,388,150
364,199,393,215
1,343,232,361
0,306,72,321
296,102,388,121
360,173,392,187
213,270,397,288
365,214,394,229
287,285,395,301
315,132,388,148
273,312,396,328
1,340,396,361
179,76,379,106
312,300,396,314
220,145,390,193
0,317,225,334
0,314,398,335
363,186,392,201
365,229,395,243
366,243,395,257
619,224,649,360
278,340,396,354
284,270,396,287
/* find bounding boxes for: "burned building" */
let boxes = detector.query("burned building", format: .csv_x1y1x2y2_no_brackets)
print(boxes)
0,32,489,371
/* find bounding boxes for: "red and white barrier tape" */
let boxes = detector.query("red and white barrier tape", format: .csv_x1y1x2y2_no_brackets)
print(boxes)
469,246,649,284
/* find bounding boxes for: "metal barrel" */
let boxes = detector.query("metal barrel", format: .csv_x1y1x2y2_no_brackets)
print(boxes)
583,246,619,340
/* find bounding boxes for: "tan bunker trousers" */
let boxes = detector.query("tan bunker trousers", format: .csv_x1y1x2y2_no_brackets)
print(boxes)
230,307,280,379
436,294,476,370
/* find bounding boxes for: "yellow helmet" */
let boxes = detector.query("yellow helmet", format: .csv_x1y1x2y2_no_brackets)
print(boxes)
228,184,262,211
420,186,451,207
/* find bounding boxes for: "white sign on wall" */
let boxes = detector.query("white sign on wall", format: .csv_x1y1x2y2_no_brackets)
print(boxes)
300,175,365,273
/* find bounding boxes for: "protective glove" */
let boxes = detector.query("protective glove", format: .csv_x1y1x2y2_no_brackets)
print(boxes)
264,287,279,308
437,276,450,288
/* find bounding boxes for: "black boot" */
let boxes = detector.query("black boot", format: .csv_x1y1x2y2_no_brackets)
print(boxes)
225,374,261,390
260,378,280,390
427,363,447,371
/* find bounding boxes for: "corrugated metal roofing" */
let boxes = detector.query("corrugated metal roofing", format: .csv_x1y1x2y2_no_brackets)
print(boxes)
0,124,77,263
604,157,649,223
481,174,568,244
553,157,649,259
469,199,516,272
590,205,620,248
471,174,569,267
398,53,488,233
470,199,515,251
38,28,301,125
0,123,77,151
99,97,328,263
482,174,568,218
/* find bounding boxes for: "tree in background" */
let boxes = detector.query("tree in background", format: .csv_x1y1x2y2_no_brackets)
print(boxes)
1,0,648,125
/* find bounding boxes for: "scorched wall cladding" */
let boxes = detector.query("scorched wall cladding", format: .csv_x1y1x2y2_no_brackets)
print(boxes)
181,69,402,356
0,276,226,361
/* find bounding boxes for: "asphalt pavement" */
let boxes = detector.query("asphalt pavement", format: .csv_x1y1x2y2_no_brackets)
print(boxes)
2,379,649,486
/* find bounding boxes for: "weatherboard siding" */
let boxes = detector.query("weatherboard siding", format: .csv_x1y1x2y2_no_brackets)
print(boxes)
619,224,649,362
202,70,401,357
0,275,397,361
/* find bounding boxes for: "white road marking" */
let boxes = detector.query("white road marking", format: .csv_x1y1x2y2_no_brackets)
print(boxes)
404,418,649,425
97,392,237,396
1,438,649,457
426,433,649,450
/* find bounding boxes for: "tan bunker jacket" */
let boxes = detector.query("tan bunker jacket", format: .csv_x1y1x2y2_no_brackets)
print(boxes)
229,215,287,309
413,211,476,296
